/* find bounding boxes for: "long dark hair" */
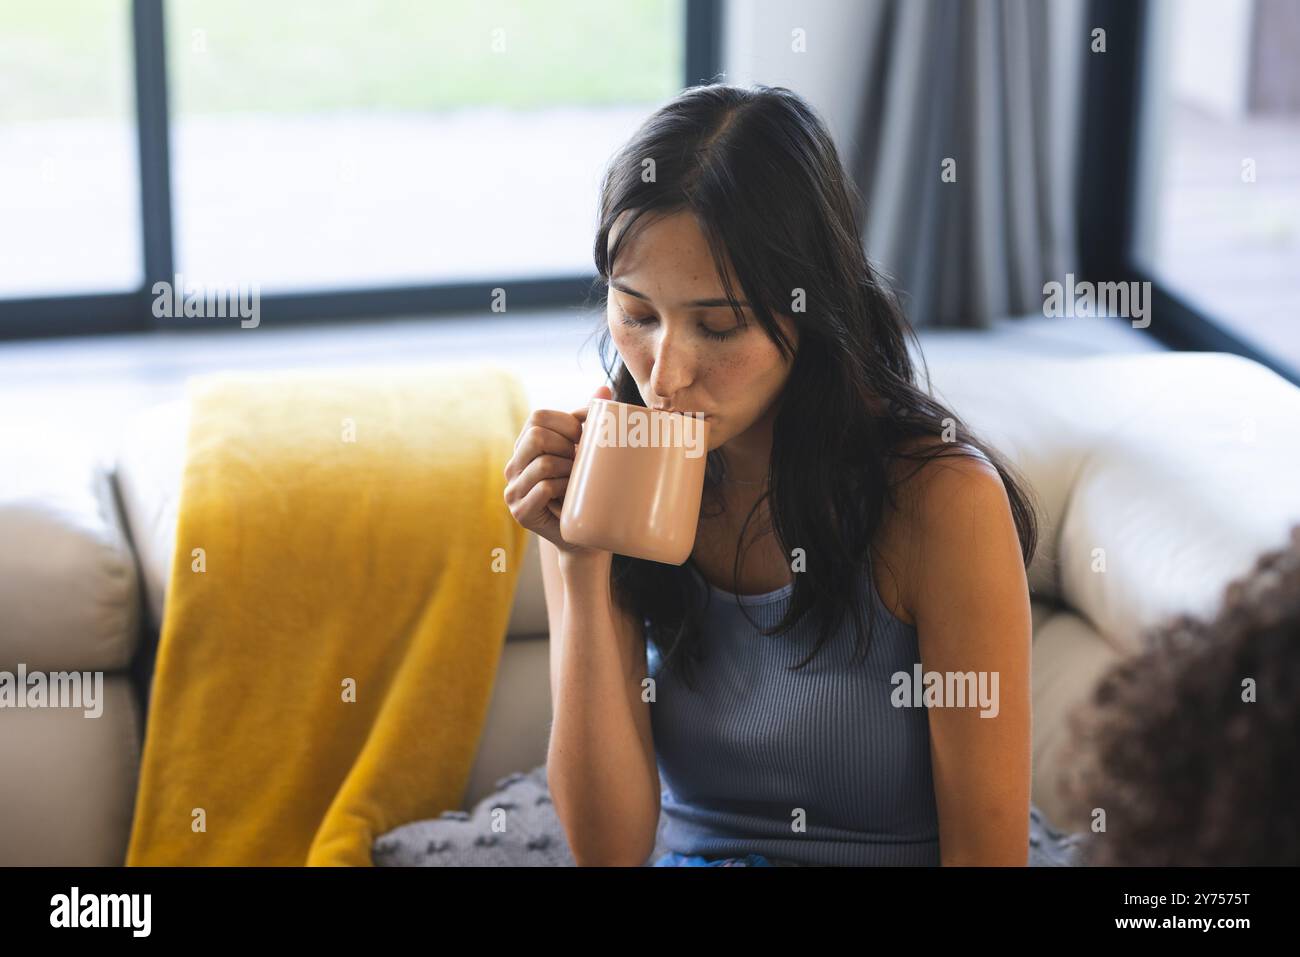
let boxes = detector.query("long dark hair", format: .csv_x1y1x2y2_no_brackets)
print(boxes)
586,83,1039,690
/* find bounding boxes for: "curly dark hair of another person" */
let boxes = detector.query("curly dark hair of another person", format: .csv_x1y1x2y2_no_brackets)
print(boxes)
580,83,1042,691
1060,524,1300,866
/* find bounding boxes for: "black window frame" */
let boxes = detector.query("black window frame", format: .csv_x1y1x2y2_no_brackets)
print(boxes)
0,0,722,342
1079,0,1299,386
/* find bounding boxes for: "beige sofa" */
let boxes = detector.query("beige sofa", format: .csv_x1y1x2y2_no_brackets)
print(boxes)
3,349,1298,865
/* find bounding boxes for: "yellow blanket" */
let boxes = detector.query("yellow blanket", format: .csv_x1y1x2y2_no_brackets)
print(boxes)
125,363,529,865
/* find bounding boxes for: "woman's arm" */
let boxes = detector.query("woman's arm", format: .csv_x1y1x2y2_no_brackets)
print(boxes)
906,454,1033,866
542,542,661,866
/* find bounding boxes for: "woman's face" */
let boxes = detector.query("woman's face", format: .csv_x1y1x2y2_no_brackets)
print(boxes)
606,210,799,452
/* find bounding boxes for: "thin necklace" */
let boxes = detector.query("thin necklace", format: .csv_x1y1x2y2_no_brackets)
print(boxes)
723,475,766,486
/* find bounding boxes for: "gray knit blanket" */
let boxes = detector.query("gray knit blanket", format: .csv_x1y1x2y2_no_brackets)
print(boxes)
372,764,1085,866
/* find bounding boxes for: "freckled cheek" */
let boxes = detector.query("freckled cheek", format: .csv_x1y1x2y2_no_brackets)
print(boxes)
714,346,764,392
686,353,739,413
720,347,751,373
611,323,642,360
723,345,785,410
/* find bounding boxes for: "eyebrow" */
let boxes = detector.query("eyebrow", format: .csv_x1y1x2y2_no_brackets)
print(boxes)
610,279,750,309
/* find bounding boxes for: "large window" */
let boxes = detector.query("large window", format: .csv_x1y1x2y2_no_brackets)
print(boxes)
0,1,141,298
1127,0,1300,379
166,0,685,292
0,0,718,338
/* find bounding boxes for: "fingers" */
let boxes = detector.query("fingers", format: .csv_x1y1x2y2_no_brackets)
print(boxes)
515,452,573,494
504,449,573,520
504,424,577,484
517,474,570,523
525,408,583,444
503,388,612,535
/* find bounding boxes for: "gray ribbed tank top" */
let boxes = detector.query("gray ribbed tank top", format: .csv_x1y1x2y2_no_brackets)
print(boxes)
645,561,941,866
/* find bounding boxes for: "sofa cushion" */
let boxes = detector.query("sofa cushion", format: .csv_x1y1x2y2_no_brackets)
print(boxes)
0,674,141,865
0,442,140,671
925,351,1300,650
1027,608,1125,832
1056,353,1300,653
110,398,187,636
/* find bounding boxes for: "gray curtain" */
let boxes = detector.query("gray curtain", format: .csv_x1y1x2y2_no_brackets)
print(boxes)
852,0,1086,328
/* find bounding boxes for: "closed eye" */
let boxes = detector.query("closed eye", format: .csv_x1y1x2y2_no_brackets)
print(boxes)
617,308,739,342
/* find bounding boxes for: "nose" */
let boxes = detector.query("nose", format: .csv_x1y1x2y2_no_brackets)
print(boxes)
646,326,694,408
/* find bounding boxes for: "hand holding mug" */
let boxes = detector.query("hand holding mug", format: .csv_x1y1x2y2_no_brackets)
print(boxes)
559,397,711,565
503,385,614,555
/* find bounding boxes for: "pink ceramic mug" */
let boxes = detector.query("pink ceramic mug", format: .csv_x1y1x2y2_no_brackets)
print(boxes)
559,398,711,565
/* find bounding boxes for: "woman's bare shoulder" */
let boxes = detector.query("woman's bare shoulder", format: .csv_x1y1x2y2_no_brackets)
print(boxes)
888,435,996,488
873,436,1005,624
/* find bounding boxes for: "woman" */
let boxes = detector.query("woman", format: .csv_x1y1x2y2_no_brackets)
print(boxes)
503,83,1039,866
